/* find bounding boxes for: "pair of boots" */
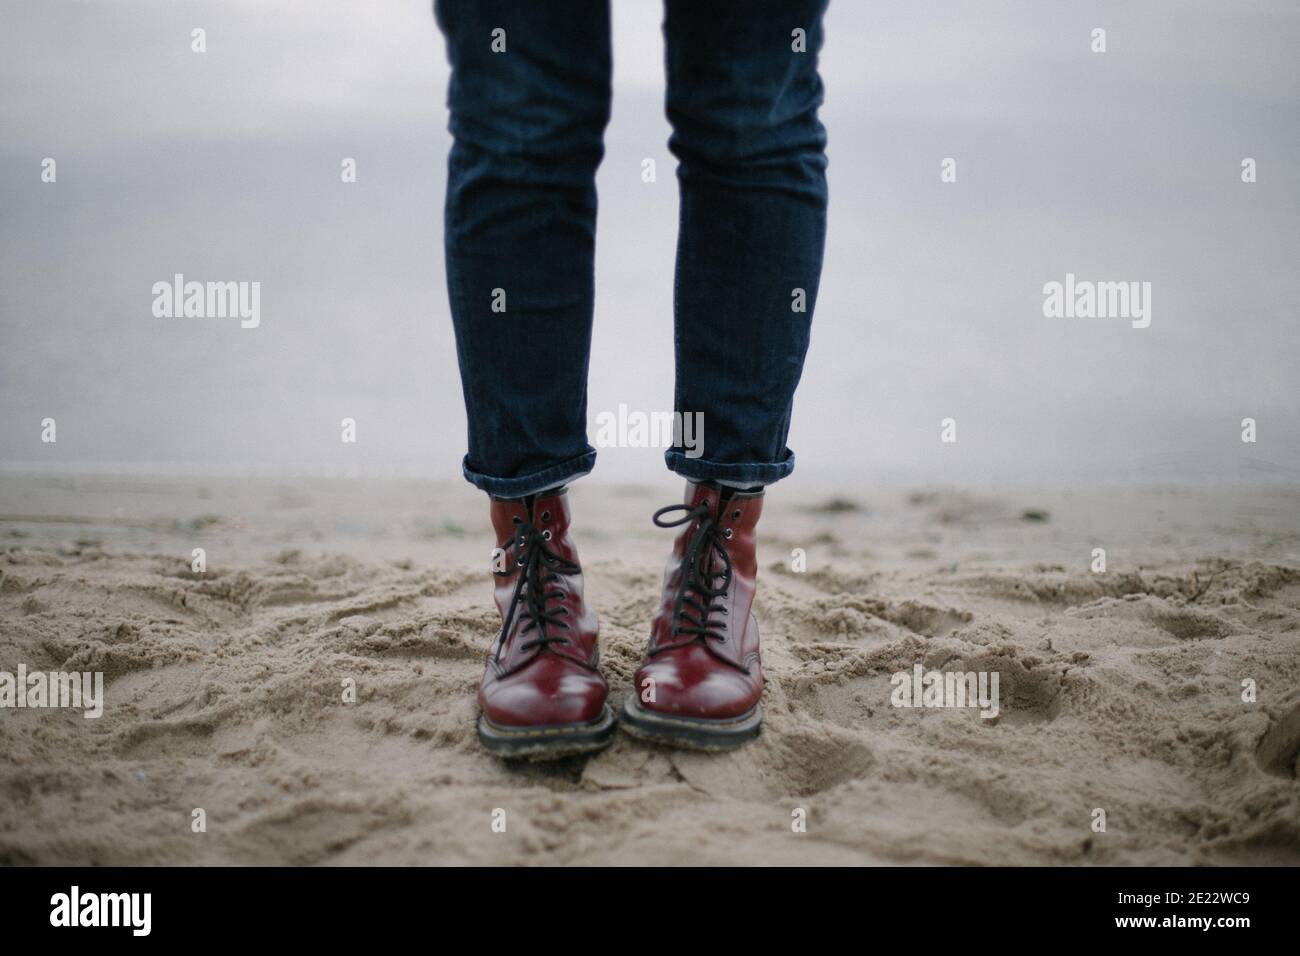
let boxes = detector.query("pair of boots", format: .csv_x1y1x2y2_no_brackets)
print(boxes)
476,480,765,759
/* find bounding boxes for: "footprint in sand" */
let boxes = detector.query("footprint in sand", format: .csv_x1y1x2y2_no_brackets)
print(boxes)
1255,698,1300,780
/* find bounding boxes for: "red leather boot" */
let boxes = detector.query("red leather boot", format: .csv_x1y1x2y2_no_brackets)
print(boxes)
622,481,764,750
476,488,614,759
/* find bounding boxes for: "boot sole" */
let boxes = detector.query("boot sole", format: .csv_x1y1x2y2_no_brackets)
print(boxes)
621,695,762,751
477,703,616,761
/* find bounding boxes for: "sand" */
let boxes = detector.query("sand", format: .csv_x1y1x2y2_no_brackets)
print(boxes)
1,473,1298,866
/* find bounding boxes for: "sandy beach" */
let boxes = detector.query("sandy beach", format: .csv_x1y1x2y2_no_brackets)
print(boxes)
1,473,1298,865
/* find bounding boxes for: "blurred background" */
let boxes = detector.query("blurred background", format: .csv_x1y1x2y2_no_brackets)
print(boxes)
2,0,1297,489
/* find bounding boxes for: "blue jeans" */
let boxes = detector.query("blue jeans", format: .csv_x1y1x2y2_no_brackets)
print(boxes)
435,0,828,498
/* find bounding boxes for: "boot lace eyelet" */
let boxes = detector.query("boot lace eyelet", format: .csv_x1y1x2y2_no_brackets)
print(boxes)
541,510,551,522
732,509,741,519
650,497,740,654
495,519,582,663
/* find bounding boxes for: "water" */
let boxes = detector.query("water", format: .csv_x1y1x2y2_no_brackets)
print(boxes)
2,0,1297,487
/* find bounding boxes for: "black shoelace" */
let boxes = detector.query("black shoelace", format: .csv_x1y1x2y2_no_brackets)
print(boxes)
495,516,580,661
652,500,733,650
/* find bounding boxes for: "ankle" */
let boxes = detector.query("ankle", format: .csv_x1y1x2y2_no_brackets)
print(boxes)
490,484,567,513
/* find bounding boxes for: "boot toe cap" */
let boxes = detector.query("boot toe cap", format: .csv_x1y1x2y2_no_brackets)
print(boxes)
634,654,760,720
480,666,608,728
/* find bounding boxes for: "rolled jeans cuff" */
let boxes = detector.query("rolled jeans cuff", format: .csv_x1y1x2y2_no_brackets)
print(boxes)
462,448,596,498
663,448,795,487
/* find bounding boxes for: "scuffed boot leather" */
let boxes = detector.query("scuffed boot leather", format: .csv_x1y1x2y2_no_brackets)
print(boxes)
623,481,764,750
476,488,614,759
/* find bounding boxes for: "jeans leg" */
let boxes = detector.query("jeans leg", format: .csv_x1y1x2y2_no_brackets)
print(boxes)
434,0,611,497
661,0,829,488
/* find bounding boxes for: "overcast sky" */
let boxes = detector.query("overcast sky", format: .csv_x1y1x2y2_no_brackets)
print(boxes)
2,0,1297,487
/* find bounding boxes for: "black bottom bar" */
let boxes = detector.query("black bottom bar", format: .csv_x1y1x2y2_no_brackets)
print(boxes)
0,866,1286,941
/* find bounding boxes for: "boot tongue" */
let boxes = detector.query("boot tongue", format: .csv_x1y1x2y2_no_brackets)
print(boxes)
685,481,762,514
489,486,570,542
493,492,538,517
685,480,723,516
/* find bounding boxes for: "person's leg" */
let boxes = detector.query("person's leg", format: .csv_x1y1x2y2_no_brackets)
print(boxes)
435,0,612,498
435,1,615,759
623,1,829,750
662,0,829,487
